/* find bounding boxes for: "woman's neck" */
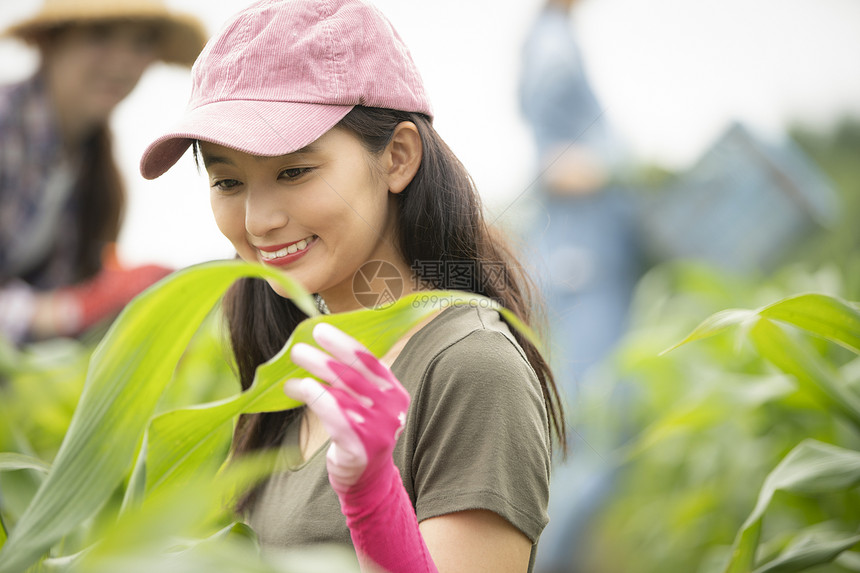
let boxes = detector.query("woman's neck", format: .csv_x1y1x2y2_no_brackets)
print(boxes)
318,256,426,314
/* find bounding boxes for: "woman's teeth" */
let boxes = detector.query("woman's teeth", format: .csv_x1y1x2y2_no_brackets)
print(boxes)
260,236,314,260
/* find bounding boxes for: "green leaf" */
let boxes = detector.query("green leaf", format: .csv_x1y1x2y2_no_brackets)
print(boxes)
760,293,860,354
0,453,50,475
836,550,860,571
159,522,260,565
663,292,860,357
64,451,281,573
661,309,757,355
723,440,860,573
143,291,525,497
753,529,860,573
0,259,539,573
620,390,734,460
144,406,234,496
118,437,148,516
40,547,91,571
204,521,258,545
0,261,316,573
750,318,860,428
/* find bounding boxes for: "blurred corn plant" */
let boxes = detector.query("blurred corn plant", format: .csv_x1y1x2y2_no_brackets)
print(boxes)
582,262,860,573
0,260,529,572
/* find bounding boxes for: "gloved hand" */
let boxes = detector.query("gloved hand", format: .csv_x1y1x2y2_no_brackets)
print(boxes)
285,323,437,573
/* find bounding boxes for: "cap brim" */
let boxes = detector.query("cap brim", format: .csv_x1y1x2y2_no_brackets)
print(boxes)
140,100,354,179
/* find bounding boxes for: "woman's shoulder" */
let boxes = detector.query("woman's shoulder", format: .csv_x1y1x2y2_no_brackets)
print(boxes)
399,302,523,357
392,307,551,546
392,303,541,397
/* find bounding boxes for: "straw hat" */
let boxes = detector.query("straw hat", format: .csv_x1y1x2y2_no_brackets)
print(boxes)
3,0,208,67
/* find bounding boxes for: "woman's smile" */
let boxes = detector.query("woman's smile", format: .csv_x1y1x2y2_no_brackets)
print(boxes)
201,129,408,310
257,234,318,266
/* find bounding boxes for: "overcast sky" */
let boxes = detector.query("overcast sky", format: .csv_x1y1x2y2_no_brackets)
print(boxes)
2,0,859,268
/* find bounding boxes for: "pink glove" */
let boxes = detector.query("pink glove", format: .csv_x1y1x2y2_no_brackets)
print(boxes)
284,323,437,573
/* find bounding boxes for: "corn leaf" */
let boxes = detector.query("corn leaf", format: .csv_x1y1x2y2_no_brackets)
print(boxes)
750,318,860,429
80,450,284,567
0,453,50,475
0,258,535,573
752,530,860,573
723,439,860,573
621,398,731,460
836,551,860,571
664,292,860,356
759,293,860,354
661,309,757,355
118,437,148,515
0,261,315,573
143,291,525,496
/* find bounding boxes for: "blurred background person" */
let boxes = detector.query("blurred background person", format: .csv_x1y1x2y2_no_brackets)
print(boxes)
0,0,206,344
519,0,643,571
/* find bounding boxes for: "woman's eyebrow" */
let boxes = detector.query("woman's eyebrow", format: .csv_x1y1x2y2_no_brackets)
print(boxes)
201,154,234,168
272,142,321,160
202,142,321,168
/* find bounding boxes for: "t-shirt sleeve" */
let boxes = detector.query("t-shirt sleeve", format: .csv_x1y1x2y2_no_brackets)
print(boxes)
408,328,551,542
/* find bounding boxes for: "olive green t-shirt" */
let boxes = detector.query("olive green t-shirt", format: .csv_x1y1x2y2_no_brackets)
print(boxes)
247,304,552,570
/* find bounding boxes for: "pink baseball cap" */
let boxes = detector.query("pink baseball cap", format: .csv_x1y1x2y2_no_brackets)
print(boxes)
140,0,432,180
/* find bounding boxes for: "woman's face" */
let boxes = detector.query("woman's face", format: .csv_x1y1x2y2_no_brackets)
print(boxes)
41,22,159,129
202,127,408,311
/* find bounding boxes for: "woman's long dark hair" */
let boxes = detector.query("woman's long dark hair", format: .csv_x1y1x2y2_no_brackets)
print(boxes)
228,107,565,510
32,32,125,284
73,126,125,280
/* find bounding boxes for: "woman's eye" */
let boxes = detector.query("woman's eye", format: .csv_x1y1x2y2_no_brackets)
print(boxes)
280,167,311,180
212,178,241,192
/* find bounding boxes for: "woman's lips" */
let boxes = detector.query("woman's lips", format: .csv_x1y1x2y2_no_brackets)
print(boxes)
258,235,317,266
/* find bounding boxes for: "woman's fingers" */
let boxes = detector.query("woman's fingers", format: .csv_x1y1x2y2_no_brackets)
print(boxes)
291,338,380,403
283,377,340,421
290,342,341,383
311,322,396,391
284,377,364,449
311,322,364,357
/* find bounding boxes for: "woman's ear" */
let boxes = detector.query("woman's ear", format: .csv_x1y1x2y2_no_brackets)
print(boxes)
384,121,423,194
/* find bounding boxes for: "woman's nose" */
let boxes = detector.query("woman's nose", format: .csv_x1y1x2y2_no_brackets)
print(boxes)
244,186,290,238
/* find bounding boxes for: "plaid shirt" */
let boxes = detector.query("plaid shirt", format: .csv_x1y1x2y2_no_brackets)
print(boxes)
0,73,82,290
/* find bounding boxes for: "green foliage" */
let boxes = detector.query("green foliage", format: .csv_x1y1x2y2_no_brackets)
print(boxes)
588,263,860,573
0,260,524,572
3,117,858,570
677,294,860,573
790,117,860,294
725,440,860,573
507,120,860,567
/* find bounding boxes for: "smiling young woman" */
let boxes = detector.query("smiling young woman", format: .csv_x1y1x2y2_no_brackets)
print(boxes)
140,1,565,571
199,123,423,312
